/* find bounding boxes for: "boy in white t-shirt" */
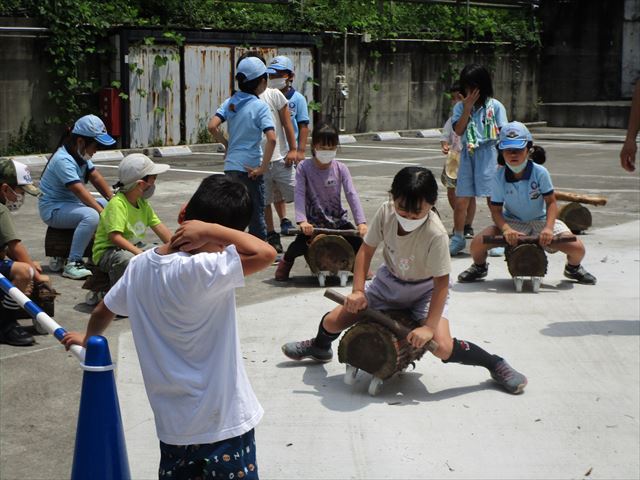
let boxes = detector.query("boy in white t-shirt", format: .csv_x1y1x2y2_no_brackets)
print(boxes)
63,175,276,479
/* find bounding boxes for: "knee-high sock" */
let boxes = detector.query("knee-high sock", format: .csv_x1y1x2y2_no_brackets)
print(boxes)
443,338,501,370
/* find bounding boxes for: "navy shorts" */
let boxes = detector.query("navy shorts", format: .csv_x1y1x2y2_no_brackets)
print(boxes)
159,429,258,479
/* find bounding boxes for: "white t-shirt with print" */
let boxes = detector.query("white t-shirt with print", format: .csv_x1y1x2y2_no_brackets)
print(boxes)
260,87,289,162
364,201,451,281
103,245,263,445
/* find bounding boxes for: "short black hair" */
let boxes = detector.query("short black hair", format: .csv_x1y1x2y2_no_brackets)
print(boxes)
459,64,494,104
311,122,339,149
449,81,462,94
184,174,252,230
390,167,438,213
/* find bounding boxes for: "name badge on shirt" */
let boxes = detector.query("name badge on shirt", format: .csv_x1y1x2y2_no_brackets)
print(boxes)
529,181,540,200
325,177,337,187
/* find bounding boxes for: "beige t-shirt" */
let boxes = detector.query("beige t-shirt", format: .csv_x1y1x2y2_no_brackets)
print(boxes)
364,201,451,281
259,87,289,161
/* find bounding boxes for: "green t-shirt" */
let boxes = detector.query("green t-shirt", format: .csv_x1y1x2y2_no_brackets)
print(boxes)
92,192,162,264
0,203,19,250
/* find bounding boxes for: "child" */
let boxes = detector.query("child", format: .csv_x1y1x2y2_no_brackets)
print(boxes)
92,154,172,287
235,52,298,254
282,166,528,394
38,115,115,279
266,55,311,238
208,57,277,241
62,174,276,479
0,159,47,346
274,122,367,281
458,122,597,285
440,81,476,239
449,65,508,256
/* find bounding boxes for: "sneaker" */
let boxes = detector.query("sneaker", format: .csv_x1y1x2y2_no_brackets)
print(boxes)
281,338,333,363
449,234,466,256
464,224,474,239
266,231,283,254
280,218,295,236
564,264,597,285
62,261,92,280
0,323,35,347
488,246,505,257
274,258,294,281
49,257,65,273
458,263,488,282
490,359,527,394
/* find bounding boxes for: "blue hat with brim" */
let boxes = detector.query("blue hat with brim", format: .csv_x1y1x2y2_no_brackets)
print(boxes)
237,57,267,82
498,121,532,150
72,114,116,146
266,55,294,74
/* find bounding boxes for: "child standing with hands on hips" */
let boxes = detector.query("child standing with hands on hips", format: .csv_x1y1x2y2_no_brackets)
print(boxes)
449,65,508,256
282,166,528,394
275,122,367,281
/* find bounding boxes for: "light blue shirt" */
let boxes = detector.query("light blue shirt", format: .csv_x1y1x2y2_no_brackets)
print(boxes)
215,92,275,172
38,146,95,222
491,161,554,222
284,88,310,143
452,98,508,147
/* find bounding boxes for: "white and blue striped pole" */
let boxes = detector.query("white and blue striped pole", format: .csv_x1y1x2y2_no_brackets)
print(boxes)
0,272,84,362
0,272,131,479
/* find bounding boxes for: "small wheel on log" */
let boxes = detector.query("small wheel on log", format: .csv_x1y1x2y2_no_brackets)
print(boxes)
531,277,542,293
338,270,349,287
85,291,101,306
49,257,64,273
368,377,384,396
317,272,326,287
33,317,48,335
513,277,524,292
344,364,358,385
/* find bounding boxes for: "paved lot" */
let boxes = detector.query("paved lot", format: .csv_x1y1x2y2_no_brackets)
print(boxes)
1,128,639,479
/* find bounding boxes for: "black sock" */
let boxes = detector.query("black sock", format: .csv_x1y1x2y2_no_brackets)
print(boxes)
313,314,340,349
566,263,580,271
443,338,501,370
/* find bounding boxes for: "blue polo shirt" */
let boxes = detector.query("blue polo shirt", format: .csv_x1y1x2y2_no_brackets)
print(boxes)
452,98,508,147
491,161,554,222
215,92,275,172
284,88,310,143
38,145,95,222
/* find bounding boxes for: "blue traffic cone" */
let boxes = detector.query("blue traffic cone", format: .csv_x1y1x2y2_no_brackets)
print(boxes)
71,336,131,480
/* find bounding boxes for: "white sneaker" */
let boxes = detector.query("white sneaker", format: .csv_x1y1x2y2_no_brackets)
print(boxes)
62,261,92,280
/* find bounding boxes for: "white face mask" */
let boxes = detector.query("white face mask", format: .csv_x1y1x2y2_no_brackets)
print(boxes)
315,150,337,164
77,147,92,161
268,78,287,90
142,183,156,199
395,211,429,232
506,160,528,174
5,191,25,212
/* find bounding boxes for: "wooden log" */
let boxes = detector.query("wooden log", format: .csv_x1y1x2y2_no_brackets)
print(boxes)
482,235,577,245
288,227,360,237
505,244,548,277
555,191,607,206
558,202,592,233
324,288,439,353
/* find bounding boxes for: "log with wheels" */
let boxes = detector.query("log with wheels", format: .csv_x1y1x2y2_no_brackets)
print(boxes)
325,289,438,396
81,265,110,305
558,202,592,234
45,227,93,260
305,234,356,287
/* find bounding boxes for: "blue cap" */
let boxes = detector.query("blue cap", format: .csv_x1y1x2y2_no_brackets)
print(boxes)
498,121,532,150
267,55,294,74
72,114,116,146
236,57,267,82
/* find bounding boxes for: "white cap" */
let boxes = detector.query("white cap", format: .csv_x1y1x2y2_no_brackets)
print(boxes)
118,154,169,187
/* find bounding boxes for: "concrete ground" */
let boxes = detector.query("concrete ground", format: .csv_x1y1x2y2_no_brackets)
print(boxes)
1,128,639,479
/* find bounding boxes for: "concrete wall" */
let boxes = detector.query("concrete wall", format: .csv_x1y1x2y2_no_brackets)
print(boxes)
319,35,539,133
0,18,55,149
622,0,640,97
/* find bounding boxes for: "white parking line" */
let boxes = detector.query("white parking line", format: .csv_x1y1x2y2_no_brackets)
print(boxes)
96,164,224,175
341,144,442,153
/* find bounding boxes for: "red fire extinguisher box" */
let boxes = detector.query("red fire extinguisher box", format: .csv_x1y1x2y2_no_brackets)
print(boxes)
99,87,122,137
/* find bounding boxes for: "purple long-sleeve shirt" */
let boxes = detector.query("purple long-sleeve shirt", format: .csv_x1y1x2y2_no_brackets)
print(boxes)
294,159,366,228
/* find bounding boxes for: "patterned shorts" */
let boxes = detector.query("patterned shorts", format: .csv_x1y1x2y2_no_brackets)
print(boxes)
502,219,571,253
159,429,258,480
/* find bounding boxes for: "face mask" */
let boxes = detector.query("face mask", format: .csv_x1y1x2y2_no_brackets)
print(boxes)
142,183,156,199
506,160,528,174
315,150,337,164
77,147,92,161
268,78,287,90
395,211,429,232
5,190,25,212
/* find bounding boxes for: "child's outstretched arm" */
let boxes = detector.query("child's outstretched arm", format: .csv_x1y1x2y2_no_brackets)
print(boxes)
407,274,449,349
277,105,297,166
170,220,276,276
109,231,144,255
61,300,116,350
540,193,558,246
343,242,376,314
490,203,525,247
339,164,367,236
151,223,172,244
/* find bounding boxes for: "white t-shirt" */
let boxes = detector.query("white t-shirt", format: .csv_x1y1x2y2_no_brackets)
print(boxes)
364,201,451,281
104,245,263,445
260,87,289,161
